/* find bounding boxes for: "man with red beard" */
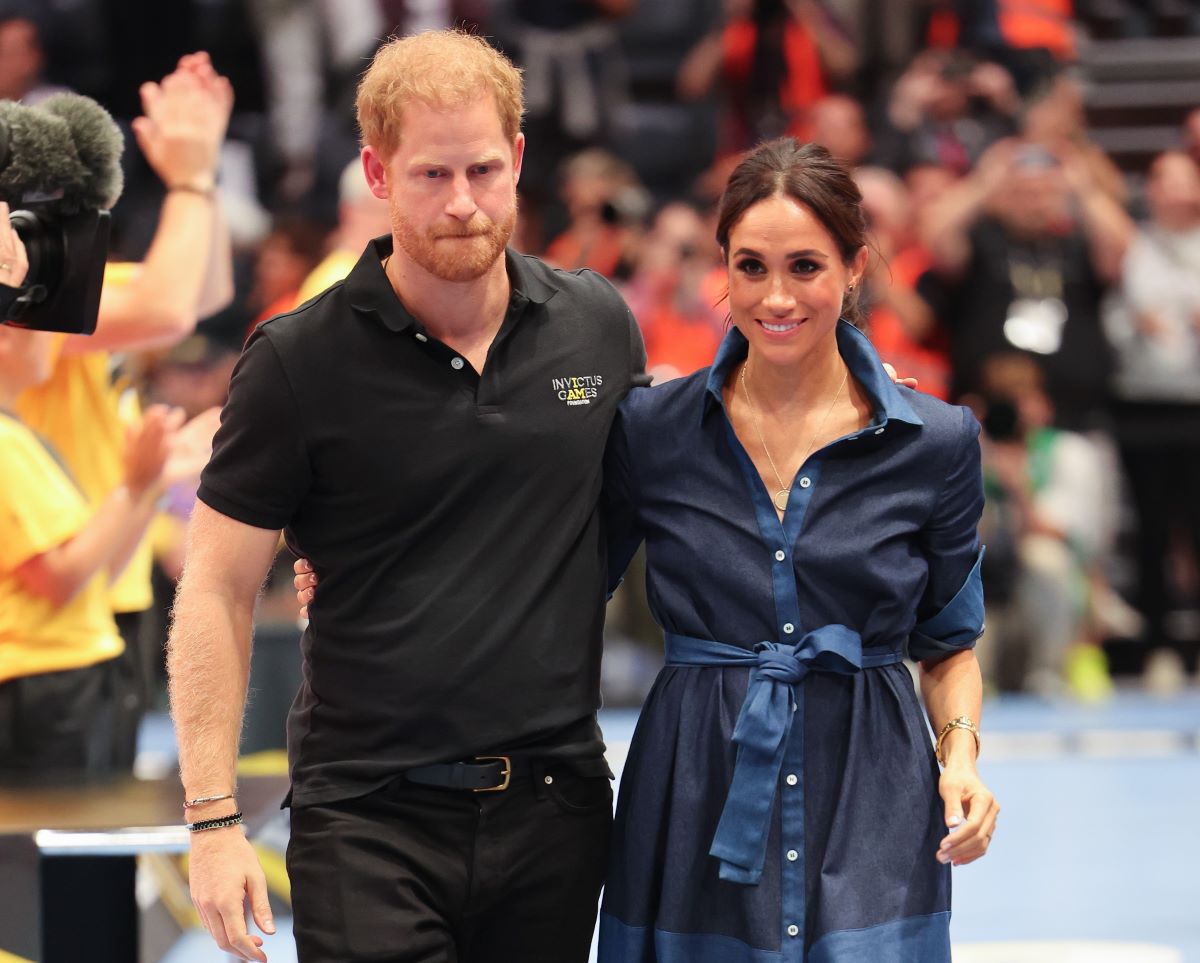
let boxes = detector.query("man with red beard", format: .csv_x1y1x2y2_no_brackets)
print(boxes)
167,30,647,963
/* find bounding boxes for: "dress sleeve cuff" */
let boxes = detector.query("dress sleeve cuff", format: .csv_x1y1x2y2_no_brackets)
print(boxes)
908,546,986,663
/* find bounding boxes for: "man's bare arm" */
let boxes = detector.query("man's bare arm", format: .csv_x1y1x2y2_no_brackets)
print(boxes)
168,500,279,805
167,501,281,961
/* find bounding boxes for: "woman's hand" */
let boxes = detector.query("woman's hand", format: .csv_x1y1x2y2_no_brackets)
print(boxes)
936,761,999,866
294,556,317,619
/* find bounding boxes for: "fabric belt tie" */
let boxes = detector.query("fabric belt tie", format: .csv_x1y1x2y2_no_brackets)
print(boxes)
665,629,903,886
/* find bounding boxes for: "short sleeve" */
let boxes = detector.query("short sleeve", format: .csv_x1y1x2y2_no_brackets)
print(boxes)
196,331,311,530
909,406,986,663
602,398,645,597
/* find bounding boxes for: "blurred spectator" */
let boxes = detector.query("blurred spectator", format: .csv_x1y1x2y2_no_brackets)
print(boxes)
144,334,240,589
14,53,232,773
810,92,873,167
294,159,391,305
903,160,959,215
854,166,952,399
968,353,1114,700
621,201,724,382
922,0,1073,93
916,136,1134,429
877,48,1019,176
490,0,634,248
247,0,386,206
1102,150,1200,651
678,0,857,156
0,327,207,780
246,217,329,334
1183,107,1200,168
543,148,649,278
0,13,67,105
1022,72,1127,205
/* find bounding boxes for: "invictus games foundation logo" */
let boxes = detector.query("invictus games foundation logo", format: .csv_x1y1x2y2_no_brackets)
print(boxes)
552,374,604,407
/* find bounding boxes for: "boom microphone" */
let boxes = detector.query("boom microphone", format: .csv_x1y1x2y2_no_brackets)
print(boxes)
0,93,124,334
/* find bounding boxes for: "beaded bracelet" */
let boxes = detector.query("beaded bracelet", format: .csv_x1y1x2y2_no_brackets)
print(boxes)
188,811,243,833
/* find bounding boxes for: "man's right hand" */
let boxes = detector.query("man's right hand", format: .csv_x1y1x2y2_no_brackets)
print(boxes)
189,828,275,962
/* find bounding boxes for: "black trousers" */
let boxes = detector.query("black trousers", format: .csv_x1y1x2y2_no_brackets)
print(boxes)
287,760,612,963
1119,438,1200,642
0,657,118,778
111,610,150,773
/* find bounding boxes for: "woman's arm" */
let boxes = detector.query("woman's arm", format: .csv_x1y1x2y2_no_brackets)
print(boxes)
919,649,997,866
910,407,998,864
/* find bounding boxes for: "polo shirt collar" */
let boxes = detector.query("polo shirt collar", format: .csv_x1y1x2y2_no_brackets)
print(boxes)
702,320,924,429
345,236,557,333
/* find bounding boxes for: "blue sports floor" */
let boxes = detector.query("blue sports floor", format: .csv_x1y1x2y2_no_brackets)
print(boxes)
151,690,1200,963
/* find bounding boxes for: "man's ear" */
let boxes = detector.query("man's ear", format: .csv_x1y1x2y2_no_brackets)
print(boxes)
361,145,390,200
512,132,526,186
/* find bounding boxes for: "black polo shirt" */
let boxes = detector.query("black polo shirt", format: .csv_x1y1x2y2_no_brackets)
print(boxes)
197,237,647,807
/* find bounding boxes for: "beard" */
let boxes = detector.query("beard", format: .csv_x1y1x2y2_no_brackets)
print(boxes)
391,200,517,283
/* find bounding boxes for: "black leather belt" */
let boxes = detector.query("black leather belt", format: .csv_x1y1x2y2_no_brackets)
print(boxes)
403,755,514,792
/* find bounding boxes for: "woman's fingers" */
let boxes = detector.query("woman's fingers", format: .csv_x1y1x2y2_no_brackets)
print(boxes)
937,775,999,865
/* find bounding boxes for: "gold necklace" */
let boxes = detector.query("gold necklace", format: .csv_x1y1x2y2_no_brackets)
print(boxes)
739,360,849,513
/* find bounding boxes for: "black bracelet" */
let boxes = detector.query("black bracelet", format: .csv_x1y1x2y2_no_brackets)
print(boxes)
187,811,243,833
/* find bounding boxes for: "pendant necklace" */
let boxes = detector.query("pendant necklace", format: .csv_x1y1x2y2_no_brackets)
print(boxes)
739,360,849,513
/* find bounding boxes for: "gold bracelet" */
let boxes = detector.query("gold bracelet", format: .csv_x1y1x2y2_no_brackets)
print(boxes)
935,716,980,767
168,182,216,200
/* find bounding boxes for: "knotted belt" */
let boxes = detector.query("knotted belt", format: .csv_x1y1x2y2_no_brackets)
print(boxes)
665,629,903,885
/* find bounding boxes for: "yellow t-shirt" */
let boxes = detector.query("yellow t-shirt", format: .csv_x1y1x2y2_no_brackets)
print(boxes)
0,414,124,683
13,262,153,613
295,249,360,306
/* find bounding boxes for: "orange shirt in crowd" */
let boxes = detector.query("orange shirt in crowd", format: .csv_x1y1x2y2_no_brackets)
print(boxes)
866,246,952,401
926,0,1075,60
544,225,626,278
721,16,827,149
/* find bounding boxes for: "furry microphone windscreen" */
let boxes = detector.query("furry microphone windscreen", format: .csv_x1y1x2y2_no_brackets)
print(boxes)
38,94,124,212
0,94,124,215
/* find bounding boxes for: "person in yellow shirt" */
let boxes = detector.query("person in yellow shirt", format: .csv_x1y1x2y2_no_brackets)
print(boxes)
0,321,176,777
291,158,391,307
14,52,234,771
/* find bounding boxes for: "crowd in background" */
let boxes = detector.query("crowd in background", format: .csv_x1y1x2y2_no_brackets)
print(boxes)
2,0,1199,758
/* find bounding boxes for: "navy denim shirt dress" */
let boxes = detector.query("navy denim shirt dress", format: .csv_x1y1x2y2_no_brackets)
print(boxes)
599,321,986,962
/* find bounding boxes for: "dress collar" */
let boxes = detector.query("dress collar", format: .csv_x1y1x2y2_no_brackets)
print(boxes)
701,320,924,429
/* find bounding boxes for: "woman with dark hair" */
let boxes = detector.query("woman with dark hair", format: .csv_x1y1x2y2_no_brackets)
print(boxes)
597,138,997,962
